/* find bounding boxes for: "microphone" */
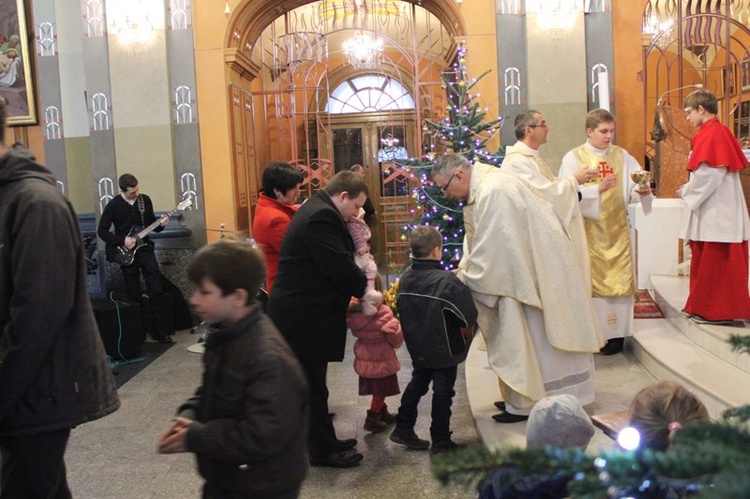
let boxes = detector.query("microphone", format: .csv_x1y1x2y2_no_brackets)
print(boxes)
657,83,703,106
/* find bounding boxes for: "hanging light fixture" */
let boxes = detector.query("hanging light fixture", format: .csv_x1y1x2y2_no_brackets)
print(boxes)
343,32,383,69
536,0,578,39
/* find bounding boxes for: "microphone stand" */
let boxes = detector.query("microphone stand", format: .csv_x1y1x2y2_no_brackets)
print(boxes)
657,83,703,106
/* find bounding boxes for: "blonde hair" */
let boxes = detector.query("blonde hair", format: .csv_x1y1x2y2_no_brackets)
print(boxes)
628,381,709,451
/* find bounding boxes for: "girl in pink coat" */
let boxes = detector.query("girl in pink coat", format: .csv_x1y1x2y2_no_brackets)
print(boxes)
347,299,403,432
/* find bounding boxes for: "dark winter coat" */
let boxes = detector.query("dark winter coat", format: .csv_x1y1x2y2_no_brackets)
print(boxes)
0,144,120,436
179,306,309,497
396,259,478,369
268,190,367,362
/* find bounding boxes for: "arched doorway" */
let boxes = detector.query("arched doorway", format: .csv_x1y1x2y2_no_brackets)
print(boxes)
220,0,464,262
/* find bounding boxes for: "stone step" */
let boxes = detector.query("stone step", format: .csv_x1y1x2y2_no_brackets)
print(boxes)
630,317,750,419
650,274,750,376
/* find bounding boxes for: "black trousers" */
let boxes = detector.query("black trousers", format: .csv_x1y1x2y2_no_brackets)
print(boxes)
299,360,339,459
395,364,458,442
121,244,163,321
0,428,72,499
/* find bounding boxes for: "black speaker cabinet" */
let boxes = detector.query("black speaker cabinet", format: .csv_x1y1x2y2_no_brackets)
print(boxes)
91,299,143,359
140,292,175,337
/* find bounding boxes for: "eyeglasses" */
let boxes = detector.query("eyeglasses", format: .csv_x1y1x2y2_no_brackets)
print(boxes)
528,122,548,129
437,172,457,192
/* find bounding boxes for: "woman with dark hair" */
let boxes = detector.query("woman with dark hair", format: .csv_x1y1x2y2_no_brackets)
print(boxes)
252,162,304,291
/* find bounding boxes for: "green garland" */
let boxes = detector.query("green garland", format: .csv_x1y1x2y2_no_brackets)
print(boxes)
432,340,750,498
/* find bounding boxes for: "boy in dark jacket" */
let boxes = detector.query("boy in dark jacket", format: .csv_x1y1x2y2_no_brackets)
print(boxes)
157,240,309,498
392,226,478,455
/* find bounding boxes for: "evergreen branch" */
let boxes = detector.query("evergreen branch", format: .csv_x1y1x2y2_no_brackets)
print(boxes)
728,334,750,355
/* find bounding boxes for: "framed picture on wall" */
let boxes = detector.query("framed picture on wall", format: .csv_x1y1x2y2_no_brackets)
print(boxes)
0,0,37,125
742,58,750,91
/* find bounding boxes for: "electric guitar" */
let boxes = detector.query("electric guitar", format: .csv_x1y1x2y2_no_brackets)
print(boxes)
109,198,192,267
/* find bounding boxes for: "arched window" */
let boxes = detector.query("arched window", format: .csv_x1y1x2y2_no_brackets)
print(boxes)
327,75,415,114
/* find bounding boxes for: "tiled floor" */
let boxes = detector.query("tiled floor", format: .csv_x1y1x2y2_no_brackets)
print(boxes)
64,325,658,498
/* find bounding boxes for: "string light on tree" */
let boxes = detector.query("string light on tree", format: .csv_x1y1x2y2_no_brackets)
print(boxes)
394,42,505,269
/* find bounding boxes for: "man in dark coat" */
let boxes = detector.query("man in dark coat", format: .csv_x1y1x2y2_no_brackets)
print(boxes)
0,99,120,497
268,170,368,468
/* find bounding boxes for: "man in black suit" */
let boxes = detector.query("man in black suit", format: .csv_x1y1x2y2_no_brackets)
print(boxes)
268,171,368,468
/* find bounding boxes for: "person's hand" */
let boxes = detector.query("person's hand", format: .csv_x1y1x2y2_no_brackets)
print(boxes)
635,183,653,196
159,215,170,227
598,174,618,193
124,236,136,249
573,168,598,185
157,417,192,454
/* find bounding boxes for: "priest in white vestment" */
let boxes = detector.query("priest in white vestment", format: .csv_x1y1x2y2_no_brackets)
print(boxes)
559,109,653,355
433,137,603,421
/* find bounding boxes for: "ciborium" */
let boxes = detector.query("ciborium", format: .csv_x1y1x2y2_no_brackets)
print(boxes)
630,170,652,193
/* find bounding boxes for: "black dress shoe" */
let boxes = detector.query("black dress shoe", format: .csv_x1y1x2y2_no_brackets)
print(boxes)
152,334,174,344
334,438,357,450
494,401,506,411
599,337,624,356
492,411,529,423
309,450,363,468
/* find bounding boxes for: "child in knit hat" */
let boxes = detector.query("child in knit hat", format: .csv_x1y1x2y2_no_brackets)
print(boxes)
479,395,595,499
526,394,595,449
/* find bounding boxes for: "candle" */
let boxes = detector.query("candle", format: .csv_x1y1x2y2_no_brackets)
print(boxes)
598,70,610,111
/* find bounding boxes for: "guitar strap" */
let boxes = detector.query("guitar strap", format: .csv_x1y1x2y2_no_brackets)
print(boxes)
136,194,146,227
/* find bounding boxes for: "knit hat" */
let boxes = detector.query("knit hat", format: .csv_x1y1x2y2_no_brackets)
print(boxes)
526,394,595,449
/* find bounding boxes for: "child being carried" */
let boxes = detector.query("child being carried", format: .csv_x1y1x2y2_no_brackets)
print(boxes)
346,208,382,315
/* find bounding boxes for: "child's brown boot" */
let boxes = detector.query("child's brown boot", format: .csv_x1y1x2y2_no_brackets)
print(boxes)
379,404,396,425
364,410,388,433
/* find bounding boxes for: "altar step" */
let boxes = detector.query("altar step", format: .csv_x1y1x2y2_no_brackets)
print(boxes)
630,275,750,419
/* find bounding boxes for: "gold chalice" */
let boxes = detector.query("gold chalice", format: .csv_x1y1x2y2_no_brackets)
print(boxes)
630,170,652,193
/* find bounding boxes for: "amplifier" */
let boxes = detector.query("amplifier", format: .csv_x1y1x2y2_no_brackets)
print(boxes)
91,299,143,359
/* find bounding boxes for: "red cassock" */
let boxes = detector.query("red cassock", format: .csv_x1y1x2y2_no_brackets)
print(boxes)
684,118,750,320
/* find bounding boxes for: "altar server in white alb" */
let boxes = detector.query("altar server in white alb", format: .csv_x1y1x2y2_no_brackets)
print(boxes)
679,89,750,324
559,109,653,355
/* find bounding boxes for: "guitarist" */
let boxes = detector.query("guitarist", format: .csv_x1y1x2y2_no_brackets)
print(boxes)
97,173,173,344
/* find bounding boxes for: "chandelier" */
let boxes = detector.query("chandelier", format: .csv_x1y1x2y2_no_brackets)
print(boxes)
343,33,383,69
536,0,578,39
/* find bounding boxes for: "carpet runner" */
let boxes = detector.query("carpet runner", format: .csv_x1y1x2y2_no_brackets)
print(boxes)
634,289,664,319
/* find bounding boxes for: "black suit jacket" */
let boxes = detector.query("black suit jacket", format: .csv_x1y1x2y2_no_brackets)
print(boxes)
267,191,367,362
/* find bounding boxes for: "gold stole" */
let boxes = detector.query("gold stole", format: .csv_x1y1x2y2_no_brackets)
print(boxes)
572,145,635,297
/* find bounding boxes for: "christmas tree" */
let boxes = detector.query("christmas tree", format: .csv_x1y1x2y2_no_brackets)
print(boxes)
431,339,750,497
397,43,505,269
